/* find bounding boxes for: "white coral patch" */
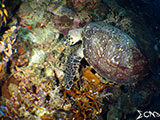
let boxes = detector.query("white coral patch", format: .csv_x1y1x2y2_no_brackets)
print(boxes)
29,48,45,66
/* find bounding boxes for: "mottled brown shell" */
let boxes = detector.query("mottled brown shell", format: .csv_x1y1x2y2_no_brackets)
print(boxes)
82,22,148,84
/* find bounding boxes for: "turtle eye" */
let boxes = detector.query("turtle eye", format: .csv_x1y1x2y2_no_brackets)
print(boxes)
71,41,74,44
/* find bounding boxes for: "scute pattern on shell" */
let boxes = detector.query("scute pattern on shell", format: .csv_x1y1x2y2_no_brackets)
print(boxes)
82,22,148,84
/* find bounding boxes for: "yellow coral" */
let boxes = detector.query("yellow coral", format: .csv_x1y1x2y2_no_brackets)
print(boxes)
0,0,8,27
64,66,114,119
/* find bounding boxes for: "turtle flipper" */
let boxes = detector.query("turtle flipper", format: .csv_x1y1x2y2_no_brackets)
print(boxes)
64,52,82,89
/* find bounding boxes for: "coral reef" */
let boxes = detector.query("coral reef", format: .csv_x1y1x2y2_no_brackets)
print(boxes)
67,0,101,12
0,0,159,120
64,66,114,119
0,26,18,62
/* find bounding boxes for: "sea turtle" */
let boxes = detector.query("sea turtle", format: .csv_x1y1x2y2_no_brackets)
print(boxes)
64,22,148,89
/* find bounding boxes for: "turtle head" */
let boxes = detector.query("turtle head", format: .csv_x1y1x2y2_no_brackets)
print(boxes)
65,28,83,46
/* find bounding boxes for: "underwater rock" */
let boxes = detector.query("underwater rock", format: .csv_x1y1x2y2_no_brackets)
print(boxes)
107,105,123,120
29,48,45,66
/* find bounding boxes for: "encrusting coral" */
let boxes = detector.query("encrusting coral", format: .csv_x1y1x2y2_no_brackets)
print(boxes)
64,66,114,119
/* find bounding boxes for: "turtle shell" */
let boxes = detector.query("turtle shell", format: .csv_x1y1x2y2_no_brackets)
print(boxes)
82,22,148,84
